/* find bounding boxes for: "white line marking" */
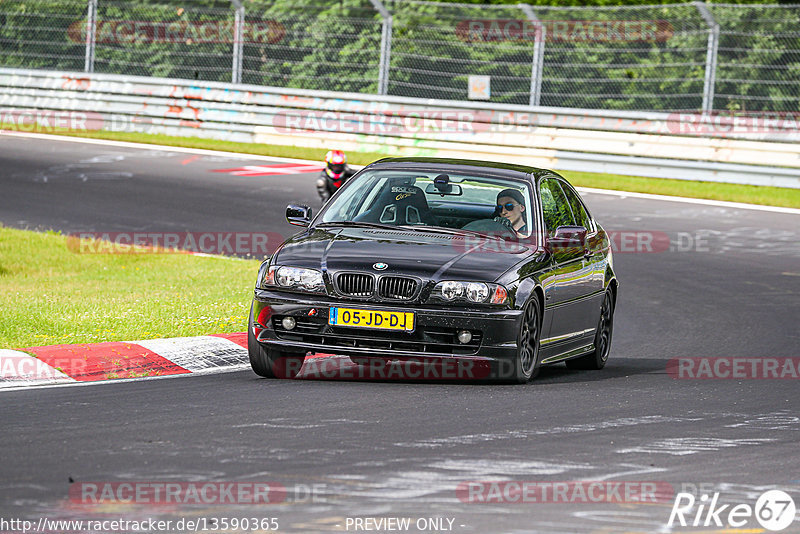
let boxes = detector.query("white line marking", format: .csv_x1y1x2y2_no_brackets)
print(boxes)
576,186,800,215
0,131,324,165
590,463,668,481
217,164,322,176
396,415,700,448
615,437,775,456
4,131,797,214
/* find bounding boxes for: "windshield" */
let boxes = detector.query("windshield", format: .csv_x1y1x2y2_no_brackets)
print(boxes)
318,169,534,239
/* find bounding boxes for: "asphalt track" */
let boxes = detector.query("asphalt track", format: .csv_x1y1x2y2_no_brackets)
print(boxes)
1,134,799,533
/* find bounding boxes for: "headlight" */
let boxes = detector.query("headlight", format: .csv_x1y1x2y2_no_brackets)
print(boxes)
465,282,489,302
431,281,508,305
262,266,325,293
440,281,464,300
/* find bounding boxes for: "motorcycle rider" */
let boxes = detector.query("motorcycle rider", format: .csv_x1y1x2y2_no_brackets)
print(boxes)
316,150,355,204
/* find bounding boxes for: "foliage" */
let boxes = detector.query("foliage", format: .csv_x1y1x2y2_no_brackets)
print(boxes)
0,0,797,111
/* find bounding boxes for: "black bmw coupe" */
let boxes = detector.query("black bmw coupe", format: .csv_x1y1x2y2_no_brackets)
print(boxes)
249,158,617,383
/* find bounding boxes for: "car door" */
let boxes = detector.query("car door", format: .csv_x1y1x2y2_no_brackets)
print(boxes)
560,180,606,321
538,177,597,348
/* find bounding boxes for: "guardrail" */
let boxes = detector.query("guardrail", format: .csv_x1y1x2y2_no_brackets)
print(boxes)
1,68,798,188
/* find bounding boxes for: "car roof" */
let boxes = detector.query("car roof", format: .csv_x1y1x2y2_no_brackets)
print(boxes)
367,157,550,180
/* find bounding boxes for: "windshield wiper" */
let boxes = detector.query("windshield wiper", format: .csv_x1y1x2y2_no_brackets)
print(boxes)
317,222,507,241
397,225,503,240
318,221,447,235
316,221,403,231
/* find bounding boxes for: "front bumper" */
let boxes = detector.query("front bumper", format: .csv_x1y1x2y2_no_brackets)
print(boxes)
252,289,522,363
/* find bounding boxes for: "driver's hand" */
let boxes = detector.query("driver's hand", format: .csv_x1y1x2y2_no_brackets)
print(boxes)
493,216,513,229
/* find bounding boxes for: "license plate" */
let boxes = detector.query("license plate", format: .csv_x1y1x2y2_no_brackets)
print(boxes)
329,307,415,332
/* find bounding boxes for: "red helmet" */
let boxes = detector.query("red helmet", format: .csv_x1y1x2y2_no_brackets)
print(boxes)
325,150,347,177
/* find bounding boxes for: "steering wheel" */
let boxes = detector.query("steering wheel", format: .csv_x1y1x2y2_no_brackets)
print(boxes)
461,217,517,239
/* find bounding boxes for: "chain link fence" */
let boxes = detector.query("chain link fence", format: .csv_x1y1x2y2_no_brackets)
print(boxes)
94,2,238,80
388,1,714,110
239,0,382,92
711,3,800,113
1,0,798,113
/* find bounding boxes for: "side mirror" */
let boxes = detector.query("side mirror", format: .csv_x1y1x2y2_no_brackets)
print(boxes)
547,225,587,254
286,204,312,227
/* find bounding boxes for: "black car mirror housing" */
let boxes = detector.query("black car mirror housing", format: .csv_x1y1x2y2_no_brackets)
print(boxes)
547,225,587,253
286,204,312,227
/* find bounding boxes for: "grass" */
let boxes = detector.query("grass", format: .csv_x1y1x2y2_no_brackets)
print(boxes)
0,226,260,349
6,126,799,209
561,170,800,209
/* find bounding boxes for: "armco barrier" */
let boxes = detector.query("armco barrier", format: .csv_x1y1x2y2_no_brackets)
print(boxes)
1,68,798,188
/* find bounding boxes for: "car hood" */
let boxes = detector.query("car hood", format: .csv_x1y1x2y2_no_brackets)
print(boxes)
273,227,535,282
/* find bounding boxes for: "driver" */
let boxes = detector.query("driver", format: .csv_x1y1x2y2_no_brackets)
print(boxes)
496,188,528,237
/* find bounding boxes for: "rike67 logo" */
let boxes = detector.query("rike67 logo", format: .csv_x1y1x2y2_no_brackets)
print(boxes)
668,490,796,531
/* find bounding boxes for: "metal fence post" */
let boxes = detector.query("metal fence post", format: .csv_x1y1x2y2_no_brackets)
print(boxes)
231,0,245,84
84,0,97,73
369,0,392,95
519,4,544,107
695,1,719,114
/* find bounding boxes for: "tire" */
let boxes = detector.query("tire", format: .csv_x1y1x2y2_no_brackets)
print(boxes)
248,307,307,379
566,290,615,371
504,298,542,384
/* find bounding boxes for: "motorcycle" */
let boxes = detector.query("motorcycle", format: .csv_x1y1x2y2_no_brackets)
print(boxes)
316,150,354,205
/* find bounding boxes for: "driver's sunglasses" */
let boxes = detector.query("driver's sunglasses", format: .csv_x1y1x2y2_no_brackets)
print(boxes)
497,202,517,212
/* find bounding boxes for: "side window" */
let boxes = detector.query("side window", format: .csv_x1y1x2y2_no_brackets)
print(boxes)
539,178,575,234
560,182,592,231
